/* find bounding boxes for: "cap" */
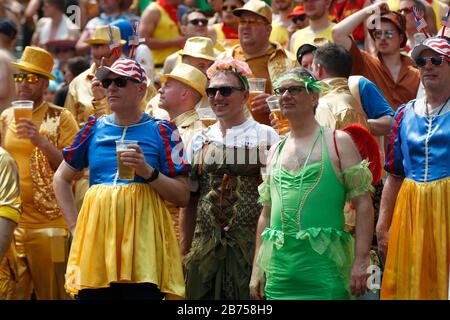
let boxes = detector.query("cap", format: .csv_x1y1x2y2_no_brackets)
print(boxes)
287,4,305,19
369,11,407,47
95,58,148,85
233,0,272,24
411,36,450,60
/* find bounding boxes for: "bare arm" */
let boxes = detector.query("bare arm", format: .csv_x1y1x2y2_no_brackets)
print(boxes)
53,161,79,234
120,145,190,207
332,2,389,51
139,7,184,50
368,115,393,137
179,193,198,256
250,205,271,300
24,0,42,21
337,131,374,296
0,217,15,261
376,174,404,262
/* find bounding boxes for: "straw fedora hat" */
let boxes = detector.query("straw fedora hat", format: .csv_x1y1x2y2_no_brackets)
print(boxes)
160,63,207,97
181,37,216,61
85,25,127,46
11,46,56,80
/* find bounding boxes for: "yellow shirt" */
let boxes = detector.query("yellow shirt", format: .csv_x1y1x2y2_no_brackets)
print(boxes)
151,2,181,69
212,23,240,50
270,21,289,48
291,23,335,56
172,109,205,149
0,147,21,224
65,63,157,127
315,77,369,130
1,102,79,228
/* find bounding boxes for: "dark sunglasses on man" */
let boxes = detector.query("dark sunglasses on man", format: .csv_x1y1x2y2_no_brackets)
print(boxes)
206,86,245,98
14,73,40,84
293,15,306,24
189,18,208,26
414,56,450,68
101,77,141,89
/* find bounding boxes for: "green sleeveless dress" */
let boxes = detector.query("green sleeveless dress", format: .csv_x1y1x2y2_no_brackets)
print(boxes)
257,128,373,300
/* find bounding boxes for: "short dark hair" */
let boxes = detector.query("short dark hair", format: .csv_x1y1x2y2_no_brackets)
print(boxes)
181,9,207,26
0,19,17,39
67,56,90,77
313,43,353,78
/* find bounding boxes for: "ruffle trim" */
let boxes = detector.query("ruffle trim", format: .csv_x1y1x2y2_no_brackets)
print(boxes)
255,227,355,293
342,159,375,200
257,179,271,206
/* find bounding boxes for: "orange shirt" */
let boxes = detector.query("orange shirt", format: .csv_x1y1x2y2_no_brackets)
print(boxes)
349,40,420,110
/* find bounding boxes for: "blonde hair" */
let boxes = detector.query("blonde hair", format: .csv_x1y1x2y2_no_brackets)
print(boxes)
0,49,16,114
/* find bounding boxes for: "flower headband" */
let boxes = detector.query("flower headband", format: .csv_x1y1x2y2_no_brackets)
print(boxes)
206,57,252,90
273,73,326,94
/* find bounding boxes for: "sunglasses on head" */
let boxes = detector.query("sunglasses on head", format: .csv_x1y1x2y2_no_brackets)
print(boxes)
222,5,238,11
274,85,306,96
101,77,140,88
293,15,306,24
398,7,413,15
373,30,395,39
414,56,450,67
189,18,208,26
206,86,245,97
14,73,40,84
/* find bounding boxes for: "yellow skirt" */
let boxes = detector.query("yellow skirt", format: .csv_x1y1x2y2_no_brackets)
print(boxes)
381,178,449,300
65,183,185,299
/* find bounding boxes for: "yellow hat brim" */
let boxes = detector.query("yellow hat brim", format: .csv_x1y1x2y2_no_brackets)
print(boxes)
181,52,216,61
11,61,56,80
84,39,127,46
159,74,206,97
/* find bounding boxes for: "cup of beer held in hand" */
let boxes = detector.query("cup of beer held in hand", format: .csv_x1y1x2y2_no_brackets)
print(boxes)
247,78,267,123
13,100,33,125
266,95,290,135
116,140,138,180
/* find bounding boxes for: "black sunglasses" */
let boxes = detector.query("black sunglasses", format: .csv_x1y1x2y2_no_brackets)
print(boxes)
414,56,449,68
101,77,140,88
274,85,306,96
189,18,208,26
293,15,306,24
206,86,245,97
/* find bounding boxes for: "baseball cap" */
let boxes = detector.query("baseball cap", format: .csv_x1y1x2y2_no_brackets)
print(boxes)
411,36,450,60
96,58,148,85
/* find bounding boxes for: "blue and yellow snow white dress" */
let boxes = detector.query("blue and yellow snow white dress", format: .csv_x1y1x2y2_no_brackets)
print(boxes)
62,114,190,299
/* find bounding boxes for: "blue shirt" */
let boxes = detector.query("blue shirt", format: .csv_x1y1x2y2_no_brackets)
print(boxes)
359,77,394,119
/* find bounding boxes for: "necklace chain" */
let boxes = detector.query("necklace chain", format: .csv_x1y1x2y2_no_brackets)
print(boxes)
425,95,450,117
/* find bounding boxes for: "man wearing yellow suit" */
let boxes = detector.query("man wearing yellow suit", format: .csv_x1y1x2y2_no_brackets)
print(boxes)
158,63,207,242
0,46,79,299
225,0,296,126
140,0,186,73
0,147,21,300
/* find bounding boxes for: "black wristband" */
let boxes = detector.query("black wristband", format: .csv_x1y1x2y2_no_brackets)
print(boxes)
145,168,159,183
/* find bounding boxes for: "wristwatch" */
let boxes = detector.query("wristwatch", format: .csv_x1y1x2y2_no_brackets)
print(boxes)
145,168,159,183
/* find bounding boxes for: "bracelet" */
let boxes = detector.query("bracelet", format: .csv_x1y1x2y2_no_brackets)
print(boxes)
145,168,159,183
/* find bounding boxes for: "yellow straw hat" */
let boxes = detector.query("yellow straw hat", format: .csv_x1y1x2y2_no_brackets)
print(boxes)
11,46,56,80
181,37,216,61
85,25,127,46
160,63,207,97
233,0,272,24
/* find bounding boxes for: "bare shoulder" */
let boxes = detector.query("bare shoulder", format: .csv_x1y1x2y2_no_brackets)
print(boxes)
142,5,160,21
334,129,362,170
